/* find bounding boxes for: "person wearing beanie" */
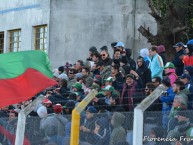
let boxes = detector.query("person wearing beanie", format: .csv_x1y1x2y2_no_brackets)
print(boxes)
140,48,151,68
159,77,176,129
120,72,143,111
80,106,98,143
164,62,178,86
41,103,68,145
157,45,166,65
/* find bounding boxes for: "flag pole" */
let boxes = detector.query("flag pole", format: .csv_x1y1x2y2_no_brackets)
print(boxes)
15,95,45,145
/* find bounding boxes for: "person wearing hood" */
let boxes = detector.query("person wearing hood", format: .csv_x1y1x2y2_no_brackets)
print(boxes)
125,48,136,71
92,118,110,145
110,112,127,145
164,62,178,86
157,45,167,65
136,56,152,88
140,48,151,68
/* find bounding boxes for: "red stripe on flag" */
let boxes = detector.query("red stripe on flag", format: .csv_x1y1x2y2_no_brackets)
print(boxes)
0,68,57,108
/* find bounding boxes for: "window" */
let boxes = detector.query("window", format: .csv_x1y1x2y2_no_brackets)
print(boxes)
0,32,4,54
34,25,47,52
9,29,21,52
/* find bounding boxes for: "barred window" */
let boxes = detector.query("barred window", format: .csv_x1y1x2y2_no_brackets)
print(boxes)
34,25,47,52
0,32,4,54
9,29,21,52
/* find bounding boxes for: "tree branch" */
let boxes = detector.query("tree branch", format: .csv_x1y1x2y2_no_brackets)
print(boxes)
172,26,188,34
138,25,155,43
147,0,161,20
168,4,179,20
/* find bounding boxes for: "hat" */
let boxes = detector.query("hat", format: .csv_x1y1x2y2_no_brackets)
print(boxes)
125,74,134,79
100,46,108,51
72,82,82,90
42,99,52,105
53,104,63,113
37,106,47,118
111,42,118,48
90,83,101,91
102,85,114,92
63,101,76,109
115,42,124,47
75,73,82,79
104,77,113,82
86,106,97,113
89,46,97,53
173,42,184,48
157,45,166,54
58,73,69,81
162,77,171,87
58,66,64,72
180,73,191,80
140,48,149,57
164,62,175,69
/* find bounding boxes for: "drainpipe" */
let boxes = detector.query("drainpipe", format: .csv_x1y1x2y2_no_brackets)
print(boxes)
132,0,137,59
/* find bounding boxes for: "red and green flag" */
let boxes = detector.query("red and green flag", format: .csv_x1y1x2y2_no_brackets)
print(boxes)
0,50,57,108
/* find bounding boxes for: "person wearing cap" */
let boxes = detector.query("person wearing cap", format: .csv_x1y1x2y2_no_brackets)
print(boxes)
149,46,164,79
80,106,97,143
159,77,176,129
114,42,125,54
172,42,186,76
111,64,124,91
164,62,178,86
104,76,113,86
72,82,84,95
136,56,152,88
183,39,193,66
120,73,143,111
63,100,76,114
102,85,115,105
180,73,193,109
41,103,68,145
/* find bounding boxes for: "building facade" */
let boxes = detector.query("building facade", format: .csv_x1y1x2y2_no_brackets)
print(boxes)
0,0,156,68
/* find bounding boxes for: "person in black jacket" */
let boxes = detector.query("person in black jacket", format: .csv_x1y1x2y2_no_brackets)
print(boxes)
136,56,152,88
125,48,136,71
172,42,185,76
111,64,124,92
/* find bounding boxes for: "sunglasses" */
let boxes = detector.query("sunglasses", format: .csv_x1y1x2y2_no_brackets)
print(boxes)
100,54,106,56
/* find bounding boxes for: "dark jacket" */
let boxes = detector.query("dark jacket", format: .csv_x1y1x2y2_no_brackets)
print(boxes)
136,63,152,88
102,57,112,67
112,72,124,92
172,49,185,76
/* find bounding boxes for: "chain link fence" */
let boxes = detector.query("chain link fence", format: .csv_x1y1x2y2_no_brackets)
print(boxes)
0,110,193,145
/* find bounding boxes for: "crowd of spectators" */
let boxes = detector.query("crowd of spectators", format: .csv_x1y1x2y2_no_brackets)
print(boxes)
1,40,193,145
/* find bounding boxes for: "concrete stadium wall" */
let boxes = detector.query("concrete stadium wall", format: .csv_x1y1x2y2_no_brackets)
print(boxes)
49,0,156,68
